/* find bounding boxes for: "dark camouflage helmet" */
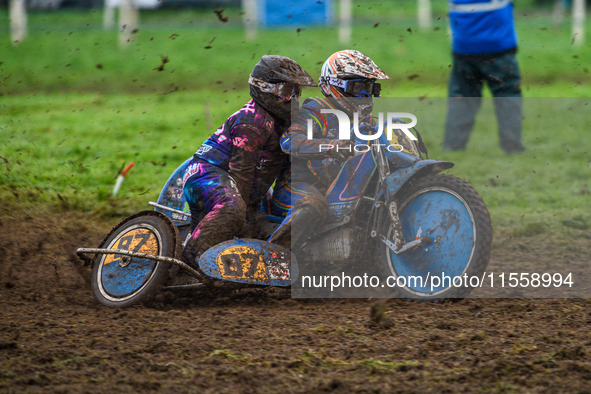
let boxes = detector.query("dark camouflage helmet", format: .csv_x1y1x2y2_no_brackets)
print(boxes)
249,56,316,122
251,55,316,86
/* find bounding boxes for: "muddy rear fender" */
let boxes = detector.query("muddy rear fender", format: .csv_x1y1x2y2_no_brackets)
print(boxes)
385,159,454,200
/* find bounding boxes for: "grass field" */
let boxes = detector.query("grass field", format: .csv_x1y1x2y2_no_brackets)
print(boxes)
1,4,590,239
1,3,590,94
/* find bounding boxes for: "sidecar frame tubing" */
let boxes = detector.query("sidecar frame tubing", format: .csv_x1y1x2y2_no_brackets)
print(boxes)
76,248,202,279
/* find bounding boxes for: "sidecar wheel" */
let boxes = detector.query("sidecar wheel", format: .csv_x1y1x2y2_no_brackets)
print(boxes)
378,174,492,300
91,214,176,308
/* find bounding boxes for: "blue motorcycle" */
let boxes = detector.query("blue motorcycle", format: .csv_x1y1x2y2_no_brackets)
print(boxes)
77,130,492,307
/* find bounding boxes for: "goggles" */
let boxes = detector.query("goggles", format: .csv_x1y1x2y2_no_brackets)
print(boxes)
248,75,302,101
320,77,382,97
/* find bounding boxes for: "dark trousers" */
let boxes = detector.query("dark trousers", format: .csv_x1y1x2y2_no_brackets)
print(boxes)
443,51,524,153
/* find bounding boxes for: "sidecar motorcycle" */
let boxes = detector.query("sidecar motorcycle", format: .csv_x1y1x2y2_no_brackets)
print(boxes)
77,130,492,307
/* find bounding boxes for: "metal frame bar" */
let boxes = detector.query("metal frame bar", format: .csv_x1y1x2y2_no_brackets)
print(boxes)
76,247,203,279
148,202,191,217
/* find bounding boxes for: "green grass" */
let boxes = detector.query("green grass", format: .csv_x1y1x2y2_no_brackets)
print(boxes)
0,91,233,215
0,6,590,236
2,93,588,236
1,5,590,95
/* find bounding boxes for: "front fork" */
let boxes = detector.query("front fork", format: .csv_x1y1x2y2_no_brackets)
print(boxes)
378,200,432,255
387,201,405,249
372,144,431,255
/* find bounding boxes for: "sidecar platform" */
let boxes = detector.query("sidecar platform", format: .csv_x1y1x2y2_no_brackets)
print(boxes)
198,239,296,287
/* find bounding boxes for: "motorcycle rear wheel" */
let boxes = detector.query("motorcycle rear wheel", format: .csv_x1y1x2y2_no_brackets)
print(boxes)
91,213,176,308
378,174,492,300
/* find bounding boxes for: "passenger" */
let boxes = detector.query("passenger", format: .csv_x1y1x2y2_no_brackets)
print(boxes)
182,55,316,267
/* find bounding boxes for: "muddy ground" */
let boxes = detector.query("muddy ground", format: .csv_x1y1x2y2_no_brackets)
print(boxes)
1,207,591,393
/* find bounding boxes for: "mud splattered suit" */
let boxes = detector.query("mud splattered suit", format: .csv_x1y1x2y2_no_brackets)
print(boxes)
182,99,289,266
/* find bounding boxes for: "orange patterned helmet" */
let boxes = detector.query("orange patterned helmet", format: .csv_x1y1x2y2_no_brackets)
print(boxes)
319,50,389,98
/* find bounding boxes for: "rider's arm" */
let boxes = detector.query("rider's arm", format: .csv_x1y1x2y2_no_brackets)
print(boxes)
280,110,349,160
227,124,264,206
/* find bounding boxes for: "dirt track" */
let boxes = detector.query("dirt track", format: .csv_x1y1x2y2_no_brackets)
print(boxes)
1,210,591,392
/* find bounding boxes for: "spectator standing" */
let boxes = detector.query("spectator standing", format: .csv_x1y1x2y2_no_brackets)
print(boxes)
443,0,525,153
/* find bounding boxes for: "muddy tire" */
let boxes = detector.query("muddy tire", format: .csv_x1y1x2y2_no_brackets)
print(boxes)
91,214,176,308
377,174,492,300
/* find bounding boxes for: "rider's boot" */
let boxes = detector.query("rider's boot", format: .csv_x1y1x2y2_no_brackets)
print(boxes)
268,193,328,249
181,235,203,271
180,234,216,286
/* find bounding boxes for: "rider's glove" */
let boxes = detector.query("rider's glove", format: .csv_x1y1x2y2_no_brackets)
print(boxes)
327,139,354,162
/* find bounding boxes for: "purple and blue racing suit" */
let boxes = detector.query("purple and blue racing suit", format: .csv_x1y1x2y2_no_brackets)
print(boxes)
182,99,289,266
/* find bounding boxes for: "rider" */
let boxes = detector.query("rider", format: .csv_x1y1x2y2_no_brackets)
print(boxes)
268,50,390,248
182,55,316,267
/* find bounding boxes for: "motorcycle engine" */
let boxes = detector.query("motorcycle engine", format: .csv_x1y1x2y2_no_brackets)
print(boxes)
298,227,359,264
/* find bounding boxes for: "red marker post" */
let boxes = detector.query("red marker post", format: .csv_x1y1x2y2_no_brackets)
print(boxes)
112,162,135,197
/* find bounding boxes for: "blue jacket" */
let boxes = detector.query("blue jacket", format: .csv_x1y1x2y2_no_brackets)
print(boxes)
449,0,518,55
280,97,344,185
280,97,379,186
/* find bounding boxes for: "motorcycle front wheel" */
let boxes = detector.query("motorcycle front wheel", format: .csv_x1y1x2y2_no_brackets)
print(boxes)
377,174,492,300
91,212,176,308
